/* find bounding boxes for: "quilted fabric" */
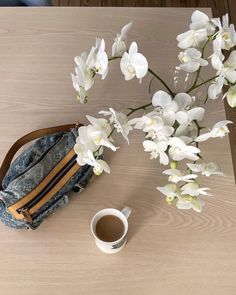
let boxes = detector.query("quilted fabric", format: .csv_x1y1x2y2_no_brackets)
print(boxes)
0,128,94,230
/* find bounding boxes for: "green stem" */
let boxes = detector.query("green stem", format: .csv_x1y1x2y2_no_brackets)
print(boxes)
148,68,174,97
187,75,219,93
126,102,152,117
108,56,122,61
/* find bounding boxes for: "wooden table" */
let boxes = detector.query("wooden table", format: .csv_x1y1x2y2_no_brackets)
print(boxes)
0,7,236,295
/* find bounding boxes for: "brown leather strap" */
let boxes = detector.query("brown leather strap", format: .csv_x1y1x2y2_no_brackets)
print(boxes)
0,123,81,189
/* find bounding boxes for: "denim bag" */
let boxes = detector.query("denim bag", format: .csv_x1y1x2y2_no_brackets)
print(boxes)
0,124,95,230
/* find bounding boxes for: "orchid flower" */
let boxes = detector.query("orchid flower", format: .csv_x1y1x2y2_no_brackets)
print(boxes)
157,183,180,205
225,85,236,108
120,42,148,81
195,120,232,142
79,124,116,151
213,51,236,84
212,13,236,50
208,76,225,100
187,162,225,177
143,139,169,165
82,150,110,175
180,182,212,196
112,22,132,57
99,108,132,143
152,90,178,125
129,112,174,140
72,39,108,103
177,48,208,72
168,137,200,161
163,168,198,183
190,10,215,36
176,28,208,49
176,195,205,212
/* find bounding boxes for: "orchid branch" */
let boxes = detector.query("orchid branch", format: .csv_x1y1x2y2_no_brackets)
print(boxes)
148,68,174,97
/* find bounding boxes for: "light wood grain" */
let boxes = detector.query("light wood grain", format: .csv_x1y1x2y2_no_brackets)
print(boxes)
0,7,236,295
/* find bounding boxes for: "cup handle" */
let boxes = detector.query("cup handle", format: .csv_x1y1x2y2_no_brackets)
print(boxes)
121,207,132,220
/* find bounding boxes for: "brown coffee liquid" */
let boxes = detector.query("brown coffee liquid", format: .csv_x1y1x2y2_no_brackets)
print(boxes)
95,215,124,242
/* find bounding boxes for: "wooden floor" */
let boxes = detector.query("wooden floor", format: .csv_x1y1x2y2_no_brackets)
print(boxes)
52,0,236,177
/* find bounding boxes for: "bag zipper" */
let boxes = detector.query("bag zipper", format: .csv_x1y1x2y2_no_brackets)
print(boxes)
16,154,77,222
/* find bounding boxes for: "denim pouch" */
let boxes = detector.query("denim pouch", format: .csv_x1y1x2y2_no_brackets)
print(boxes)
0,124,95,230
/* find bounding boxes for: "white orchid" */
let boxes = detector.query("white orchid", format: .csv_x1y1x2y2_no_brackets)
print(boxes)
82,150,110,175
129,112,162,131
157,183,180,204
86,115,111,136
163,168,197,183
177,48,208,72
212,14,236,50
175,106,205,136
99,108,132,143
74,137,97,166
190,10,215,36
71,15,236,213
120,42,148,81
157,183,205,212
208,76,224,100
177,28,208,49
181,182,212,196
168,137,200,161
176,195,205,213
210,38,225,71
143,139,169,165
187,162,225,177
112,22,132,57
86,38,109,79
195,120,232,142
71,51,94,103
129,112,174,140
79,124,116,151
213,51,236,84
152,91,178,126
72,39,108,103
225,85,236,108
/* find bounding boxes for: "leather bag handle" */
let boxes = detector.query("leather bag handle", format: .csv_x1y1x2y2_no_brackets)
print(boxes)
0,123,81,189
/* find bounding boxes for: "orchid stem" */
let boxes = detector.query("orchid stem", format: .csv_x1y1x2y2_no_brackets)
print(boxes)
187,75,219,93
126,102,152,117
108,56,122,61
148,68,174,97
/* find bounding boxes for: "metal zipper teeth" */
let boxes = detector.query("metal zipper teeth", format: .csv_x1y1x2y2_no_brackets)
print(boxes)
17,154,77,212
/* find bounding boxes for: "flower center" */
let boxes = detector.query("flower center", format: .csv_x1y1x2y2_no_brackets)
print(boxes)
93,135,102,145
127,65,135,74
223,31,230,40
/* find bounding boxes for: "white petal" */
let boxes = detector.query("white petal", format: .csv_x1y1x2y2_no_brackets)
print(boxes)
176,111,189,124
174,92,192,109
152,90,172,107
159,151,169,165
131,53,148,79
143,140,157,152
195,132,212,142
129,42,138,56
188,107,205,122
213,120,232,129
191,10,209,25
120,21,133,39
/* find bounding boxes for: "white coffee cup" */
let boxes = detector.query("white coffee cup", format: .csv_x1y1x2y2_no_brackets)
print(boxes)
90,207,132,254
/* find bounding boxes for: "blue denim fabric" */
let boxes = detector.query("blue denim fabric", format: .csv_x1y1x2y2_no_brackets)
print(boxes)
0,129,95,229
0,0,52,6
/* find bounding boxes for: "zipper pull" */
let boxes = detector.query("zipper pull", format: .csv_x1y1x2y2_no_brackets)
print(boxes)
19,208,33,223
